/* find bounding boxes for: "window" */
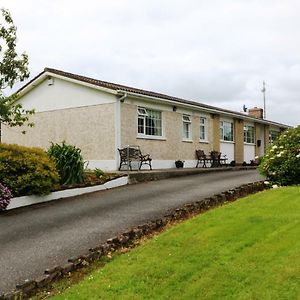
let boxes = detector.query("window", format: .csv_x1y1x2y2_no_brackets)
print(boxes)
220,120,234,141
182,114,192,140
269,130,280,144
199,117,207,141
138,107,162,137
244,125,255,144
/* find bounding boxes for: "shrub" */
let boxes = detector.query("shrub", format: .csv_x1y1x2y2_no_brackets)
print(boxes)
0,183,12,210
0,143,60,197
94,168,105,178
48,141,86,185
259,126,300,185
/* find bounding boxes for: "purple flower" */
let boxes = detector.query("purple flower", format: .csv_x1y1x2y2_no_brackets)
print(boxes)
0,183,13,211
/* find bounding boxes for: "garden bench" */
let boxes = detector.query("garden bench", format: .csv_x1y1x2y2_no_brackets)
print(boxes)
195,150,211,168
210,151,228,167
118,146,152,171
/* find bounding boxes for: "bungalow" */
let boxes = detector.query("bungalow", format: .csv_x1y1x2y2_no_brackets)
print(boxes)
1,68,289,171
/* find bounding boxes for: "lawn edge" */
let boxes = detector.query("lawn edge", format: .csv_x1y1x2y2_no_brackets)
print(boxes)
0,181,267,300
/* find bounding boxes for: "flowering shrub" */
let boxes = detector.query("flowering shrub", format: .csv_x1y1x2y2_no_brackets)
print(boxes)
259,125,300,185
0,183,12,211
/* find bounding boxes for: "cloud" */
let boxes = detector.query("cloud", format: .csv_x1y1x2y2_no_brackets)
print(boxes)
1,0,299,125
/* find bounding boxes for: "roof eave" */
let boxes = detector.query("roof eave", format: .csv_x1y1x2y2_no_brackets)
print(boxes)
117,90,290,128
17,70,119,98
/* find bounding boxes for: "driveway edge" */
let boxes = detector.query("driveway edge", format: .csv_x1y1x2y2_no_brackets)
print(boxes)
128,166,257,184
0,180,267,300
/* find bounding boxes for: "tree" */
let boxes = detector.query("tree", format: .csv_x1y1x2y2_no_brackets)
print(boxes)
0,8,34,140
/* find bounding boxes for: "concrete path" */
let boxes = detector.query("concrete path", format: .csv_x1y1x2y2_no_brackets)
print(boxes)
0,169,263,294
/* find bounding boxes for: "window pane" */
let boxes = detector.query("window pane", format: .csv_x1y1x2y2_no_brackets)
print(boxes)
200,117,206,140
138,107,147,116
183,115,191,139
138,108,162,137
269,130,280,143
183,122,191,139
138,117,144,134
220,121,233,141
244,125,254,143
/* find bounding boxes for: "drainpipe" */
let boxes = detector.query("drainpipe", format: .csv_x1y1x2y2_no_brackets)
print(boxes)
117,91,127,103
115,91,127,170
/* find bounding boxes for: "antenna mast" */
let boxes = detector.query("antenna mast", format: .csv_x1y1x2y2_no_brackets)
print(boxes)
261,81,266,119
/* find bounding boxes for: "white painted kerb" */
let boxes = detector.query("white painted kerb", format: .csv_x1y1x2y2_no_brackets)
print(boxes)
7,176,128,210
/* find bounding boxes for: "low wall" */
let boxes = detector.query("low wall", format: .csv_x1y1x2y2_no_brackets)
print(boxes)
6,176,128,211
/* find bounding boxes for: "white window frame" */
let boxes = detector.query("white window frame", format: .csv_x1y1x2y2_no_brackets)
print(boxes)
220,120,234,142
244,124,255,144
137,107,163,138
182,114,192,141
199,116,208,142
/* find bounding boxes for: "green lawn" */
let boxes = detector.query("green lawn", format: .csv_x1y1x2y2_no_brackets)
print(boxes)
51,187,300,300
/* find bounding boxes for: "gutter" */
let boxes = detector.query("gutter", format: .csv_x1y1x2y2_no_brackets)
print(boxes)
17,71,119,98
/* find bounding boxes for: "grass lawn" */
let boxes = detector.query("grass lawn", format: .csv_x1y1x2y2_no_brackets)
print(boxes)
50,187,300,300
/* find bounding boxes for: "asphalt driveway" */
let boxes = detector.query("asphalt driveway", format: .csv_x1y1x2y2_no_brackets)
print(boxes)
0,169,263,294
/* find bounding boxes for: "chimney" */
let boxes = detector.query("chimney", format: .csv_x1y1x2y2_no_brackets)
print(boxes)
248,107,263,119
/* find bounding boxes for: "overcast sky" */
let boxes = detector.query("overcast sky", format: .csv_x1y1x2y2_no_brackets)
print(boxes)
2,0,299,126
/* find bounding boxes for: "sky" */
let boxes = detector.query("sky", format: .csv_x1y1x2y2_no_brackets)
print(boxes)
1,0,299,126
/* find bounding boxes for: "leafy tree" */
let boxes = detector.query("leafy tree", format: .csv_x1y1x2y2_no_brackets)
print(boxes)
0,8,34,139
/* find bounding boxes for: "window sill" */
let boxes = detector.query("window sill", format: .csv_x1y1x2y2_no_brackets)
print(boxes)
199,140,209,144
220,140,235,144
182,139,193,143
244,142,256,146
137,135,166,141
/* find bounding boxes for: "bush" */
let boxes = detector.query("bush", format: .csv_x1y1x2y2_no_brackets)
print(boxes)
0,143,60,197
259,126,300,185
0,183,12,210
48,141,86,185
94,168,105,178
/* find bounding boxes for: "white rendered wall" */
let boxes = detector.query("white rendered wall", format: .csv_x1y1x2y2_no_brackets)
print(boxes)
244,144,256,163
220,142,234,162
20,77,116,112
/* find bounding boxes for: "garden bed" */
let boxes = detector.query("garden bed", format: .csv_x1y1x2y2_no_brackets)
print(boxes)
57,172,124,191
6,174,128,211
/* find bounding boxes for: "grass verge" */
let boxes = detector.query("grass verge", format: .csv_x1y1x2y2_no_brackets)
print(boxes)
46,187,300,300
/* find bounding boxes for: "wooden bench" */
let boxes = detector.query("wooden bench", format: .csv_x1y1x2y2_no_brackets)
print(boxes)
195,150,211,168
118,146,152,171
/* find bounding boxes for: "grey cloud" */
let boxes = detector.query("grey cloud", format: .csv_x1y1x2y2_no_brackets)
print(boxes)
1,0,299,126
